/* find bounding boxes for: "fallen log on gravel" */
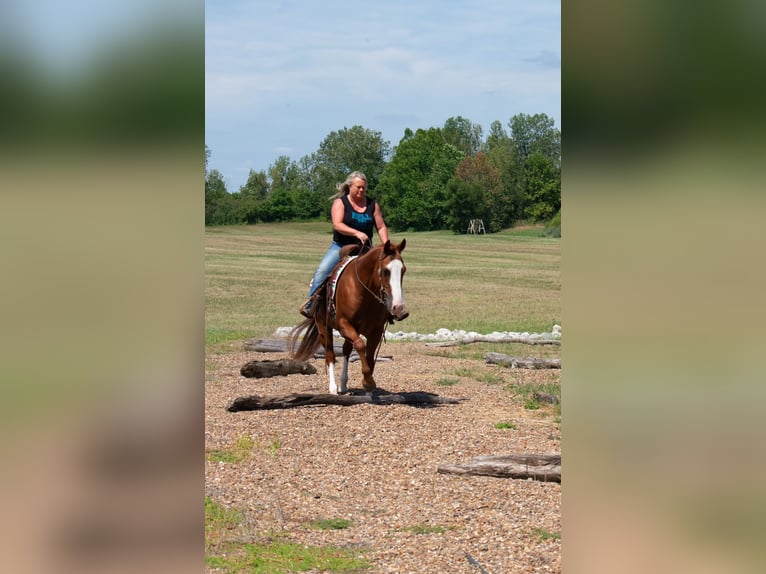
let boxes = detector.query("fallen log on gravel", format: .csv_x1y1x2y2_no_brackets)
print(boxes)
240,359,316,378
227,391,466,411
242,338,391,362
244,338,345,354
243,338,293,353
438,454,561,482
484,352,561,369
533,392,560,405
426,336,560,347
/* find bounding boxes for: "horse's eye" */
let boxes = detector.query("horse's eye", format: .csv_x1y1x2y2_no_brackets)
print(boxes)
382,269,390,277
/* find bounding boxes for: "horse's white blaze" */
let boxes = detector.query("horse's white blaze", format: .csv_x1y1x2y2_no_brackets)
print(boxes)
328,361,338,394
387,259,405,311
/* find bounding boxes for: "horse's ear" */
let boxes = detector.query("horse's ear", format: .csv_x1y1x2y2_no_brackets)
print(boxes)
383,239,391,253
399,238,406,252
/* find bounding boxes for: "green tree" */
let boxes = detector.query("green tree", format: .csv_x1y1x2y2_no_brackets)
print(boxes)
307,125,391,208
240,169,269,200
376,128,463,231
293,153,331,218
268,155,301,194
508,113,561,165
544,209,561,238
296,154,321,193
451,152,508,232
442,116,483,157
507,113,561,221
523,152,561,222
260,188,294,222
205,169,245,225
485,120,509,151
291,188,323,220
445,178,486,233
205,168,227,198
484,123,525,226
237,169,269,224
256,156,301,221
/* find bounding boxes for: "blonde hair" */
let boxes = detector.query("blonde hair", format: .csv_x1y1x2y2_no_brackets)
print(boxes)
332,171,367,199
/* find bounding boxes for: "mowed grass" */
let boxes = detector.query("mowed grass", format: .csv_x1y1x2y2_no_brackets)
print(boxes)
205,222,560,348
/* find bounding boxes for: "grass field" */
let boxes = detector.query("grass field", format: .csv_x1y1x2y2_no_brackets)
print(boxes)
205,221,560,348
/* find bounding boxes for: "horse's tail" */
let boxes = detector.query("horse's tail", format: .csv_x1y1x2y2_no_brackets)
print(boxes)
289,284,328,360
288,317,321,361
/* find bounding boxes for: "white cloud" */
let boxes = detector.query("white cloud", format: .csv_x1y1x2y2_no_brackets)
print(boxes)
206,0,560,190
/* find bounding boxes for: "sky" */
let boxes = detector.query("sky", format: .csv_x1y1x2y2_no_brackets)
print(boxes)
205,0,560,192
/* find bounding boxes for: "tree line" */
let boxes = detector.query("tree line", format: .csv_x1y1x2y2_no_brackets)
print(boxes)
205,113,560,235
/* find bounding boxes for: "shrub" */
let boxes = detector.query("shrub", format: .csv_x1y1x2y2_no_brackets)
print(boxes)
544,210,561,238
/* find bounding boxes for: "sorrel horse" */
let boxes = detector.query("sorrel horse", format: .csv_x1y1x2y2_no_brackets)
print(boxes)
289,239,407,395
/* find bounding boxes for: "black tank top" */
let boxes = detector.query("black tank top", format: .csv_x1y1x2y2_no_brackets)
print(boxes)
333,195,376,247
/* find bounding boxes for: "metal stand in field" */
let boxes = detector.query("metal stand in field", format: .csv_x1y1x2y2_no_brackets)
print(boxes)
467,219,486,235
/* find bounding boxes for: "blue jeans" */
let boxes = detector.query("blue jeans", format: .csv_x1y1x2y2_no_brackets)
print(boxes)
308,241,342,298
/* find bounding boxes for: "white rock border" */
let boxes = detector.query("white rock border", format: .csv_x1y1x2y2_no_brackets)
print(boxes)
274,324,561,343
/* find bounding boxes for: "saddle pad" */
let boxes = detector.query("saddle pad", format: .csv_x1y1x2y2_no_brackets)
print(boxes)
329,255,357,305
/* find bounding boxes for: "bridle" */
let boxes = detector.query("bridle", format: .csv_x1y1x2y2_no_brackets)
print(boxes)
354,246,392,308
351,244,399,356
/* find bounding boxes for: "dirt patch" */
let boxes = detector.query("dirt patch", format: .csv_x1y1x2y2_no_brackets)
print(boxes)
205,341,561,573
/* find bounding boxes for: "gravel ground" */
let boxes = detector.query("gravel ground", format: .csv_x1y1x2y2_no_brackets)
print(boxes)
205,340,561,574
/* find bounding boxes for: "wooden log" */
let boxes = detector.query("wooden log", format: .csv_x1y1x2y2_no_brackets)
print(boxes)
244,338,342,354
426,336,560,347
240,359,317,379
533,391,560,405
227,391,466,411
243,337,349,355
242,338,392,363
243,338,291,353
437,454,561,483
484,352,561,369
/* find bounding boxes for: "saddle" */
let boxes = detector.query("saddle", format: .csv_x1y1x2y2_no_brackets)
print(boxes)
338,243,370,259
325,242,391,321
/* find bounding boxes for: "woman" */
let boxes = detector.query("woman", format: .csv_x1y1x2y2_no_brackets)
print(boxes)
299,171,395,318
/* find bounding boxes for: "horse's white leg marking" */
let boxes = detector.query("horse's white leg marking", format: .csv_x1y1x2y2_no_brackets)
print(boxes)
328,359,338,395
387,259,406,316
340,355,349,394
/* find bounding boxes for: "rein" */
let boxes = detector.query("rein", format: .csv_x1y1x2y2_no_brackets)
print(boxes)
353,247,388,308
352,245,392,355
